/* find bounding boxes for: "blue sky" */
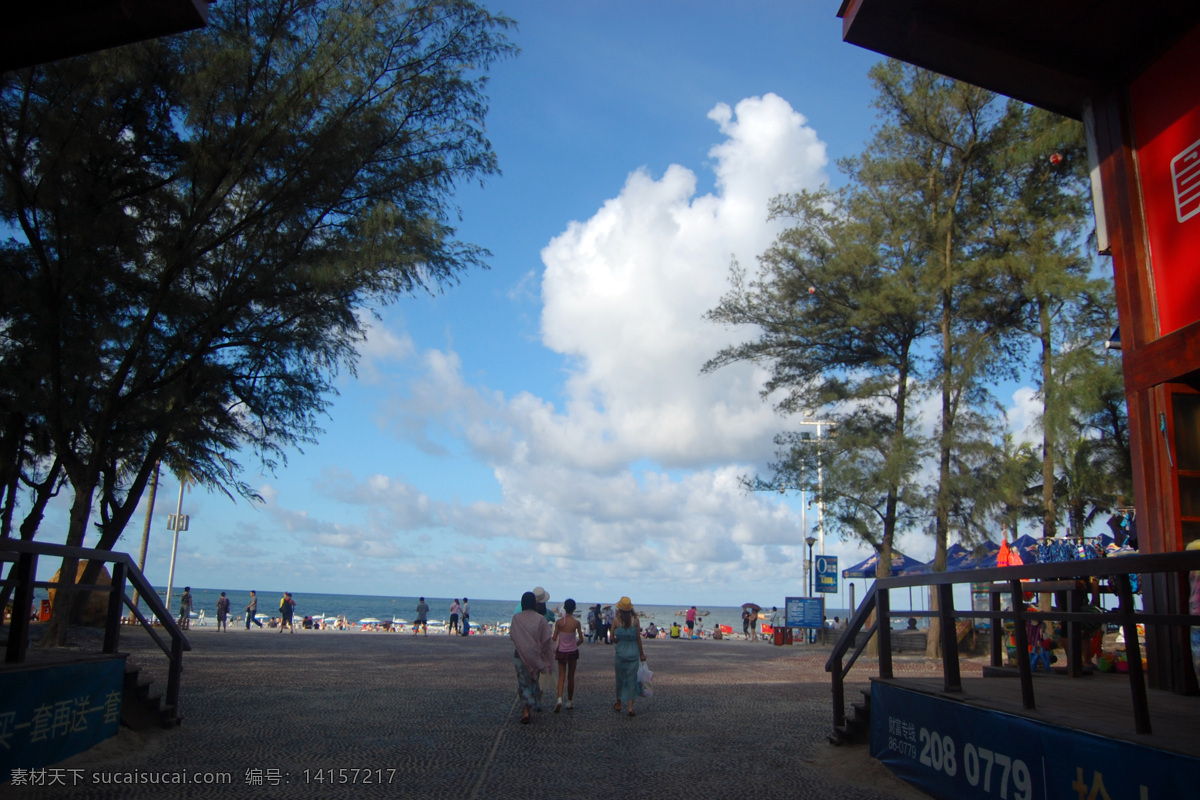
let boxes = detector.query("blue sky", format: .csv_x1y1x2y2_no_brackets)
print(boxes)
38,2,1046,608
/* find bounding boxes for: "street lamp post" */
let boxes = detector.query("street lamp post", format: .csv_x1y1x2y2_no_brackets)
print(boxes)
805,535,817,597
805,535,817,644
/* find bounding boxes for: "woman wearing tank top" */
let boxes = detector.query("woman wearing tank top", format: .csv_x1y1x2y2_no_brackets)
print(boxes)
552,598,584,712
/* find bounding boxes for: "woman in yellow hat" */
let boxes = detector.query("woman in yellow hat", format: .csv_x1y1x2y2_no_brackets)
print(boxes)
611,596,646,716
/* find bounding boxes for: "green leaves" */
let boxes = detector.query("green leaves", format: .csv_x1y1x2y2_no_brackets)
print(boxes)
705,60,1122,565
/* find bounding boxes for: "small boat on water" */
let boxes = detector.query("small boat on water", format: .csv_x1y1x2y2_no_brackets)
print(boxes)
675,609,710,617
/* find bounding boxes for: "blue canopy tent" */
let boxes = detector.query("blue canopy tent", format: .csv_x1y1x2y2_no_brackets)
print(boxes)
946,540,1000,571
897,541,1000,576
842,550,926,579
843,549,927,619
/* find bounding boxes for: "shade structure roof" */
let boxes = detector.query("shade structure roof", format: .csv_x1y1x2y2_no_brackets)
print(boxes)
842,550,925,579
946,540,1001,571
837,0,1200,120
897,540,1001,576
2,0,210,73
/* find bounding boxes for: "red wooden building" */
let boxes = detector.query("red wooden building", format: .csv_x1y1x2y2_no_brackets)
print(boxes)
837,0,1200,694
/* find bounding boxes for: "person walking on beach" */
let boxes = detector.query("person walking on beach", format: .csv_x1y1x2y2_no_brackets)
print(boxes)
685,606,697,640
460,597,470,636
741,606,752,640
246,590,263,629
179,587,193,630
449,599,461,635
511,591,554,725
414,597,429,635
216,592,230,632
603,604,615,644
611,596,646,717
533,586,554,623
586,604,600,643
279,591,296,633
552,598,584,712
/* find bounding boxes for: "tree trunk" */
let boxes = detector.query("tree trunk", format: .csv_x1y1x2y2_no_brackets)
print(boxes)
131,461,160,609
926,586,941,660
0,462,63,613
1039,298,1057,538
41,477,97,646
929,276,953,660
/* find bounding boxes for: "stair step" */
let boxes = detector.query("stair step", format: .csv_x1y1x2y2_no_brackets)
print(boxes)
830,720,869,746
830,724,855,745
158,705,182,728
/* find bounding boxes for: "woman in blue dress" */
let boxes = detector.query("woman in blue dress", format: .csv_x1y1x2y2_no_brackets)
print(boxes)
611,596,646,717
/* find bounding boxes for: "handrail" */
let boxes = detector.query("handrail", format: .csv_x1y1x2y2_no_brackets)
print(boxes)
824,549,1200,739
1,538,192,714
824,581,878,731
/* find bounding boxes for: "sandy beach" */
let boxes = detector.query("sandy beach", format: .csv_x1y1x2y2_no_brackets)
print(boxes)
20,625,936,799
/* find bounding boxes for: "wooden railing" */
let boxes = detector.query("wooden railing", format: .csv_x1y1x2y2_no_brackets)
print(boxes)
824,550,1200,738
2,539,191,714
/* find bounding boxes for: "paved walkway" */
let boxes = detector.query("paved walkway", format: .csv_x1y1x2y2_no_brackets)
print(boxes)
26,627,935,799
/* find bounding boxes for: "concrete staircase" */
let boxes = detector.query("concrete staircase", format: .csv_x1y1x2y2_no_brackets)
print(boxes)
829,687,871,746
122,664,182,730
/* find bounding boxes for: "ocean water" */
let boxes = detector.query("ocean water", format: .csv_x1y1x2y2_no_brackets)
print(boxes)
91,587,851,635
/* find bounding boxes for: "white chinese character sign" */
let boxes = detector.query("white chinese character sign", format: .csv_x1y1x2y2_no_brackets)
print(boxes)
1171,138,1200,223
1130,26,1200,337
0,660,123,775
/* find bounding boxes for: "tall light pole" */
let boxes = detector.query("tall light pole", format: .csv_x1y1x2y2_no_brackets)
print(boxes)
805,535,817,645
165,479,189,617
798,416,833,556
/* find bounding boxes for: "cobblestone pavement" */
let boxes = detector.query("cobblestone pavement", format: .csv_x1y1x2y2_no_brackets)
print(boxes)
18,628,940,799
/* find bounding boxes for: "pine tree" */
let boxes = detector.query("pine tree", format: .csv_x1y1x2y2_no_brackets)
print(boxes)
0,0,515,640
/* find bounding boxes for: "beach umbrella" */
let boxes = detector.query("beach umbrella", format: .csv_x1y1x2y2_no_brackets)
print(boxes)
359,617,382,625
741,602,762,612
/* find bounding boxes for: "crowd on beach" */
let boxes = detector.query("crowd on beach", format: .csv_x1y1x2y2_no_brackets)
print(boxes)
140,589,853,645
147,590,503,635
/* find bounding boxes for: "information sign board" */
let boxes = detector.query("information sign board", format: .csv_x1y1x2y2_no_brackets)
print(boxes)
785,596,824,629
